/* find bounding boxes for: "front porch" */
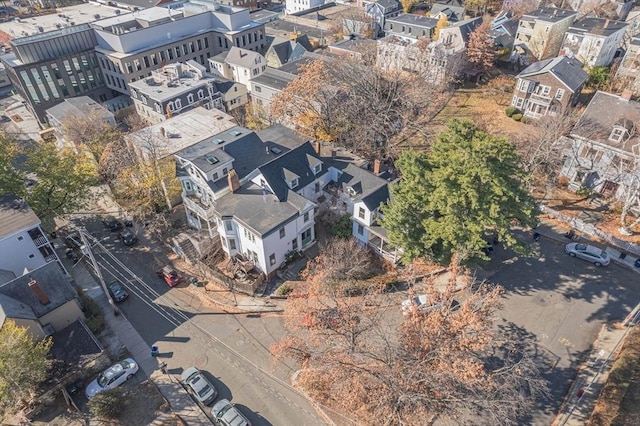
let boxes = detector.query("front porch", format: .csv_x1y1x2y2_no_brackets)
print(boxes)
183,194,217,237
367,224,401,263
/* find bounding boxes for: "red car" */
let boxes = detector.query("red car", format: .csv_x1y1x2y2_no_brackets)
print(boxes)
157,266,183,287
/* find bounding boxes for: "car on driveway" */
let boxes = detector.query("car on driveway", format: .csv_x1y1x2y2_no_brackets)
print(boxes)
565,243,610,266
85,358,138,398
107,280,128,302
211,399,251,426
401,295,459,316
181,367,217,405
157,266,183,287
118,229,138,246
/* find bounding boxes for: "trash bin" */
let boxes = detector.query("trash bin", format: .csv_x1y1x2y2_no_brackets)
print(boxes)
620,252,627,260
151,346,159,357
635,259,640,268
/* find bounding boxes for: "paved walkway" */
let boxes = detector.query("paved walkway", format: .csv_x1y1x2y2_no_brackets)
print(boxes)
533,218,639,426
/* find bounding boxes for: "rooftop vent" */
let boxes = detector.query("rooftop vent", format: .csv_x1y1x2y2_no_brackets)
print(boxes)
207,156,219,165
229,130,242,137
214,138,225,144
270,147,282,154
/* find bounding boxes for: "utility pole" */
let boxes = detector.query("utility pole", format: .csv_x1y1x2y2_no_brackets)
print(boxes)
78,229,117,310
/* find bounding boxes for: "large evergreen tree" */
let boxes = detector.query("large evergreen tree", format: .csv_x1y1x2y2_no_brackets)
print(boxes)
383,119,537,263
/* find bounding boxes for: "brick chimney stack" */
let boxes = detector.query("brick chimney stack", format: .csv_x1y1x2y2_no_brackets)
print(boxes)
604,19,610,29
314,140,321,154
373,159,381,174
28,278,50,305
228,169,240,192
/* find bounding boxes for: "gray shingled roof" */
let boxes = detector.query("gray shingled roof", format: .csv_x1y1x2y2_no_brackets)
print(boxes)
259,142,328,202
387,13,439,29
0,195,40,240
250,68,296,91
375,0,401,10
224,47,265,68
0,293,37,326
571,91,640,154
46,96,114,123
567,17,627,37
0,262,77,319
522,7,577,23
330,161,391,210
430,3,465,21
518,56,588,92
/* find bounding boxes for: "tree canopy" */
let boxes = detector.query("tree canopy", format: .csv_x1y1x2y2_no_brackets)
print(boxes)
271,261,548,425
0,135,96,230
0,321,52,418
383,119,537,263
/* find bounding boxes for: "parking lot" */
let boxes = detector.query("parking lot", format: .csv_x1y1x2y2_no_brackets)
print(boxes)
484,233,640,424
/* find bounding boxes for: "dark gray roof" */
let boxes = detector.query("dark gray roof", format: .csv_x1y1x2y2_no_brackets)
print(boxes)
0,262,77,319
277,51,334,75
267,36,313,65
211,50,230,63
522,7,577,23
0,293,37,325
258,142,328,202
250,67,296,91
329,38,377,53
0,195,40,240
571,91,640,154
449,16,483,43
214,183,308,236
374,0,401,10
46,96,114,123
387,13,439,29
211,77,236,94
430,3,465,21
567,17,627,37
518,56,588,92
330,161,391,210
49,319,103,366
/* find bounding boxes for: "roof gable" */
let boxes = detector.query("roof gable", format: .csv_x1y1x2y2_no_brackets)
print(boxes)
518,56,588,92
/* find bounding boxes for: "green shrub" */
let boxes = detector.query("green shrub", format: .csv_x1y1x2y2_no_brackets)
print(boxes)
521,117,530,124
576,186,593,196
78,288,105,333
512,113,523,121
275,283,293,296
505,106,518,117
87,388,125,419
331,214,353,239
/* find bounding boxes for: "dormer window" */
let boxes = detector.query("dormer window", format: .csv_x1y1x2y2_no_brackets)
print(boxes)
306,154,323,175
347,186,357,196
283,168,299,189
609,127,628,143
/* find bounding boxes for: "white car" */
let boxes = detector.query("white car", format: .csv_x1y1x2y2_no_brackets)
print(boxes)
181,367,217,405
85,358,139,398
402,294,431,316
565,243,610,266
211,399,251,426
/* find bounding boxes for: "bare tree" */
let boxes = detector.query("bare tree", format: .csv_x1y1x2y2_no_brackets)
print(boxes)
466,18,497,73
272,260,548,425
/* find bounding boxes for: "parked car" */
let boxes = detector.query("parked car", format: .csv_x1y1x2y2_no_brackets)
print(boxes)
107,280,128,302
118,229,137,246
401,295,459,316
104,218,123,232
181,367,217,405
85,358,139,398
565,243,610,266
157,266,183,287
211,399,251,426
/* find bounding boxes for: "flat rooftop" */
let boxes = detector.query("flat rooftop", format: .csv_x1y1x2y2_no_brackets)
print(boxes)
126,106,237,160
0,3,128,41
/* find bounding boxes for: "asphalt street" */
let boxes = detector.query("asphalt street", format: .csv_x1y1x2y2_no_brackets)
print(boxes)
73,217,325,426
484,233,640,425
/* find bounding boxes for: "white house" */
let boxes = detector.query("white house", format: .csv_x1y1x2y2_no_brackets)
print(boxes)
285,0,325,15
560,91,640,199
0,195,65,280
560,17,627,67
208,47,267,91
175,125,399,277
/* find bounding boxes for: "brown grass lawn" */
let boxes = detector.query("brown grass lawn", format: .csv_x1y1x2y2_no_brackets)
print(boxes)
589,327,640,426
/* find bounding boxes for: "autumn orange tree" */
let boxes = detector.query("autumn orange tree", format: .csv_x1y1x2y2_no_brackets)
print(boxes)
466,18,497,72
272,258,548,424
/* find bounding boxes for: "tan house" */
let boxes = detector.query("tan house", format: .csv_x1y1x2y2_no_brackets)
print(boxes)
0,262,84,341
513,7,577,63
511,56,588,119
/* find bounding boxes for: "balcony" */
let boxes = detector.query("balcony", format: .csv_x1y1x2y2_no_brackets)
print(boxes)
529,92,552,104
44,253,58,263
183,195,216,221
28,228,48,247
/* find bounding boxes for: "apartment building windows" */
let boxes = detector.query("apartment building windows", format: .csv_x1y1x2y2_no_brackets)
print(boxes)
197,39,202,50
159,50,166,62
143,56,150,68
168,49,174,60
190,42,195,53
187,94,194,104
204,38,209,48
182,44,188,55
176,47,182,58
175,99,182,109
218,36,223,47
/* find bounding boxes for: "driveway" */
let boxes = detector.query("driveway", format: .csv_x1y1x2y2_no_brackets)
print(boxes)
484,234,640,425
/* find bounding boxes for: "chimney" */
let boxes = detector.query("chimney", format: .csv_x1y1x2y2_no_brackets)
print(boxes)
28,278,50,305
314,140,321,154
373,159,381,175
604,19,610,29
553,9,558,16
620,89,632,101
227,169,240,192
331,149,337,158
160,127,166,137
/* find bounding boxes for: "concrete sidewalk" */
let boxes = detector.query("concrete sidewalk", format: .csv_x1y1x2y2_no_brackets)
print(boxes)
64,257,213,426
533,218,638,426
